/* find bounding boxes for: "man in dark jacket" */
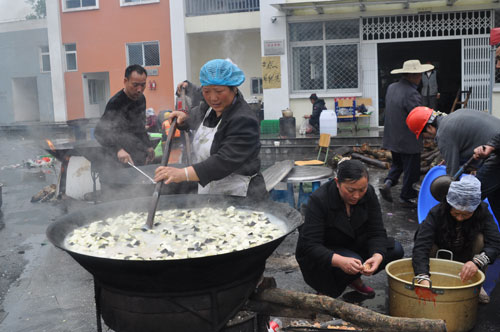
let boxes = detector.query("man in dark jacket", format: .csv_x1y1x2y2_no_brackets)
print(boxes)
380,60,434,208
308,93,326,134
95,64,155,166
407,108,500,224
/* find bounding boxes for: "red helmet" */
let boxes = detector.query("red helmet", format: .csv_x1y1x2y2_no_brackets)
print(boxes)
406,106,434,139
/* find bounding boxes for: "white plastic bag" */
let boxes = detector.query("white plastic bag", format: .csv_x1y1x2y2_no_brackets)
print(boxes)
299,117,312,135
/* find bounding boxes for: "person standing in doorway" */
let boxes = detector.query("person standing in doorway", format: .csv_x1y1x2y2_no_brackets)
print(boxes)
379,60,434,208
421,61,440,110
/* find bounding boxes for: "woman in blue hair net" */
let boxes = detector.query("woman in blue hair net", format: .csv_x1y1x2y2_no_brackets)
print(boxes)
412,175,500,303
154,59,266,199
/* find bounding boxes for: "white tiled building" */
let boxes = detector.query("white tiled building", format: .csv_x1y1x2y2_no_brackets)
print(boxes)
172,0,500,127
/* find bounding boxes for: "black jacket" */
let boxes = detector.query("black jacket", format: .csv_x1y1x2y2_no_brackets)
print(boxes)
94,90,153,166
309,99,326,129
382,78,423,154
412,202,500,276
296,181,389,273
180,92,265,197
487,133,500,150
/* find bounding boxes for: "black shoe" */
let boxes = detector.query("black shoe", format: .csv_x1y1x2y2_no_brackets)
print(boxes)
379,184,393,202
399,198,417,209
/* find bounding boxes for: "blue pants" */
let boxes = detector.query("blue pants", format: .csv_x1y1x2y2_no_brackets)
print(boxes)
385,152,421,200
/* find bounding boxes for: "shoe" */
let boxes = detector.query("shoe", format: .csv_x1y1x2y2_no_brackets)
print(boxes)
399,198,417,209
349,281,375,296
479,287,490,304
379,184,393,202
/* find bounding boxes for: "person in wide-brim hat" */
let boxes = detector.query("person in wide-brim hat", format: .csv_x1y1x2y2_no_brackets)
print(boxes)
390,59,434,74
380,59,435,208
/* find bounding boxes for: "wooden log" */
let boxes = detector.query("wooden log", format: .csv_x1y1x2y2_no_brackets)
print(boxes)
351,153,390,169
423,150,441,164
248,286,447,332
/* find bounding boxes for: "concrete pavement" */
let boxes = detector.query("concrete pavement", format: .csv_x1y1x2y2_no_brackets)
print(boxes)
0,132,499,332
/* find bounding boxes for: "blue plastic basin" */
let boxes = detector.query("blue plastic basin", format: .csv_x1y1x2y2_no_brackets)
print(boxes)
418,165,498,229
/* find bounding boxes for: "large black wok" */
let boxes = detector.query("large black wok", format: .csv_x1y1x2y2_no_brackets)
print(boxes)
47,194,302,332
46,194,302,293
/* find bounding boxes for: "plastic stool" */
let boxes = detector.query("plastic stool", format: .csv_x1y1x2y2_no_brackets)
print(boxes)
270,183,295,208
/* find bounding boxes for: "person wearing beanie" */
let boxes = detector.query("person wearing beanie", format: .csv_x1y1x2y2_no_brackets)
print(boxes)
406,106,500,227
154,59,266,199
412,175,500,303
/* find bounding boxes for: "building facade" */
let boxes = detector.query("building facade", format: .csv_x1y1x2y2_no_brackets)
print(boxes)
48,0,176,121
171,0,500,126
0,19,53,124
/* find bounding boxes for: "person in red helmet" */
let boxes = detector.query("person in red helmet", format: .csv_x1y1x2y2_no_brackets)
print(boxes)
380,60,434,208
406,106,500,225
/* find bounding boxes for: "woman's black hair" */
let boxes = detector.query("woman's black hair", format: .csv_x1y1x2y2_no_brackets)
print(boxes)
336,159,369,183
309,93,318,101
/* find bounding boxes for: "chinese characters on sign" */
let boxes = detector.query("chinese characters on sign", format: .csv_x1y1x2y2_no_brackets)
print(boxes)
262,56,281,89
263,40,284,55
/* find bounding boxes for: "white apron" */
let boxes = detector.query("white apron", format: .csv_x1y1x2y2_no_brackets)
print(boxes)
192,108,253,196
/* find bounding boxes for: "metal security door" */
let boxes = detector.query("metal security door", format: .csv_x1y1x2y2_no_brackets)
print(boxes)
462,37,491,112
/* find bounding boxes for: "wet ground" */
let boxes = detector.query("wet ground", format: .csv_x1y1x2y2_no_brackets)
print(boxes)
0,131,499,332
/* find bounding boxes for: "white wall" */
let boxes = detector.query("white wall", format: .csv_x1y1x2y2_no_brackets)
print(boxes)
12,77,40,122
46,0,67,122
260,0,290,120
169,0,190,87
188,30,261,100
360,43,379,127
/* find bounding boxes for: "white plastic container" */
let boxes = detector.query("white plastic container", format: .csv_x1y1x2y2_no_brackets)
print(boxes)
319,109,337,136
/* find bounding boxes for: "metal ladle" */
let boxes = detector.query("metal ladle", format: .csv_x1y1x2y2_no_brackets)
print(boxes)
429,155,476,201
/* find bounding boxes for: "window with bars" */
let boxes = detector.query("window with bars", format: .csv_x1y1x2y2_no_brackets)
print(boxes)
120,0,159,6
289,20,360,93
65,44,77,71
127,41,160,67
63,0,98,11
40,46,50,73
251,77,263,95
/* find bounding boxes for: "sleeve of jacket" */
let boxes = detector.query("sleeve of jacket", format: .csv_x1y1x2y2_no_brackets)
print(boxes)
438,133,461,175
479,203,500,263
296,188,335,270
486,133,500,150
364,187,389,258
193,112,260,186
95,106,125,154
404,86,422,114
412,207,439,275
95,101,152,154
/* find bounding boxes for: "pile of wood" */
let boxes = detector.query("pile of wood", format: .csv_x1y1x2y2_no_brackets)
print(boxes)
327,141,443,175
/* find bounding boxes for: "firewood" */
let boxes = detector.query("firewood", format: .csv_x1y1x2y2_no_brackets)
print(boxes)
247,281,447,332
351,153,390,169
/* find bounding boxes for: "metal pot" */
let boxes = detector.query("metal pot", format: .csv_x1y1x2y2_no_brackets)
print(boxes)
386,258,484,332
46,195,302,332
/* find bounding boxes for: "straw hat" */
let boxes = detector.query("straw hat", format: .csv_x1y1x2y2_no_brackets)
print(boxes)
390,60,434,74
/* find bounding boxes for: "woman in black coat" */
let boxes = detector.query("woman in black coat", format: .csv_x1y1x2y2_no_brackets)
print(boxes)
412,175,500,303
296,159,404,297
154,59,266,199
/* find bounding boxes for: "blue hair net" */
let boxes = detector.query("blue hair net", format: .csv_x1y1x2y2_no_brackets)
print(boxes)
446,175,482,212
199,59,245,87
